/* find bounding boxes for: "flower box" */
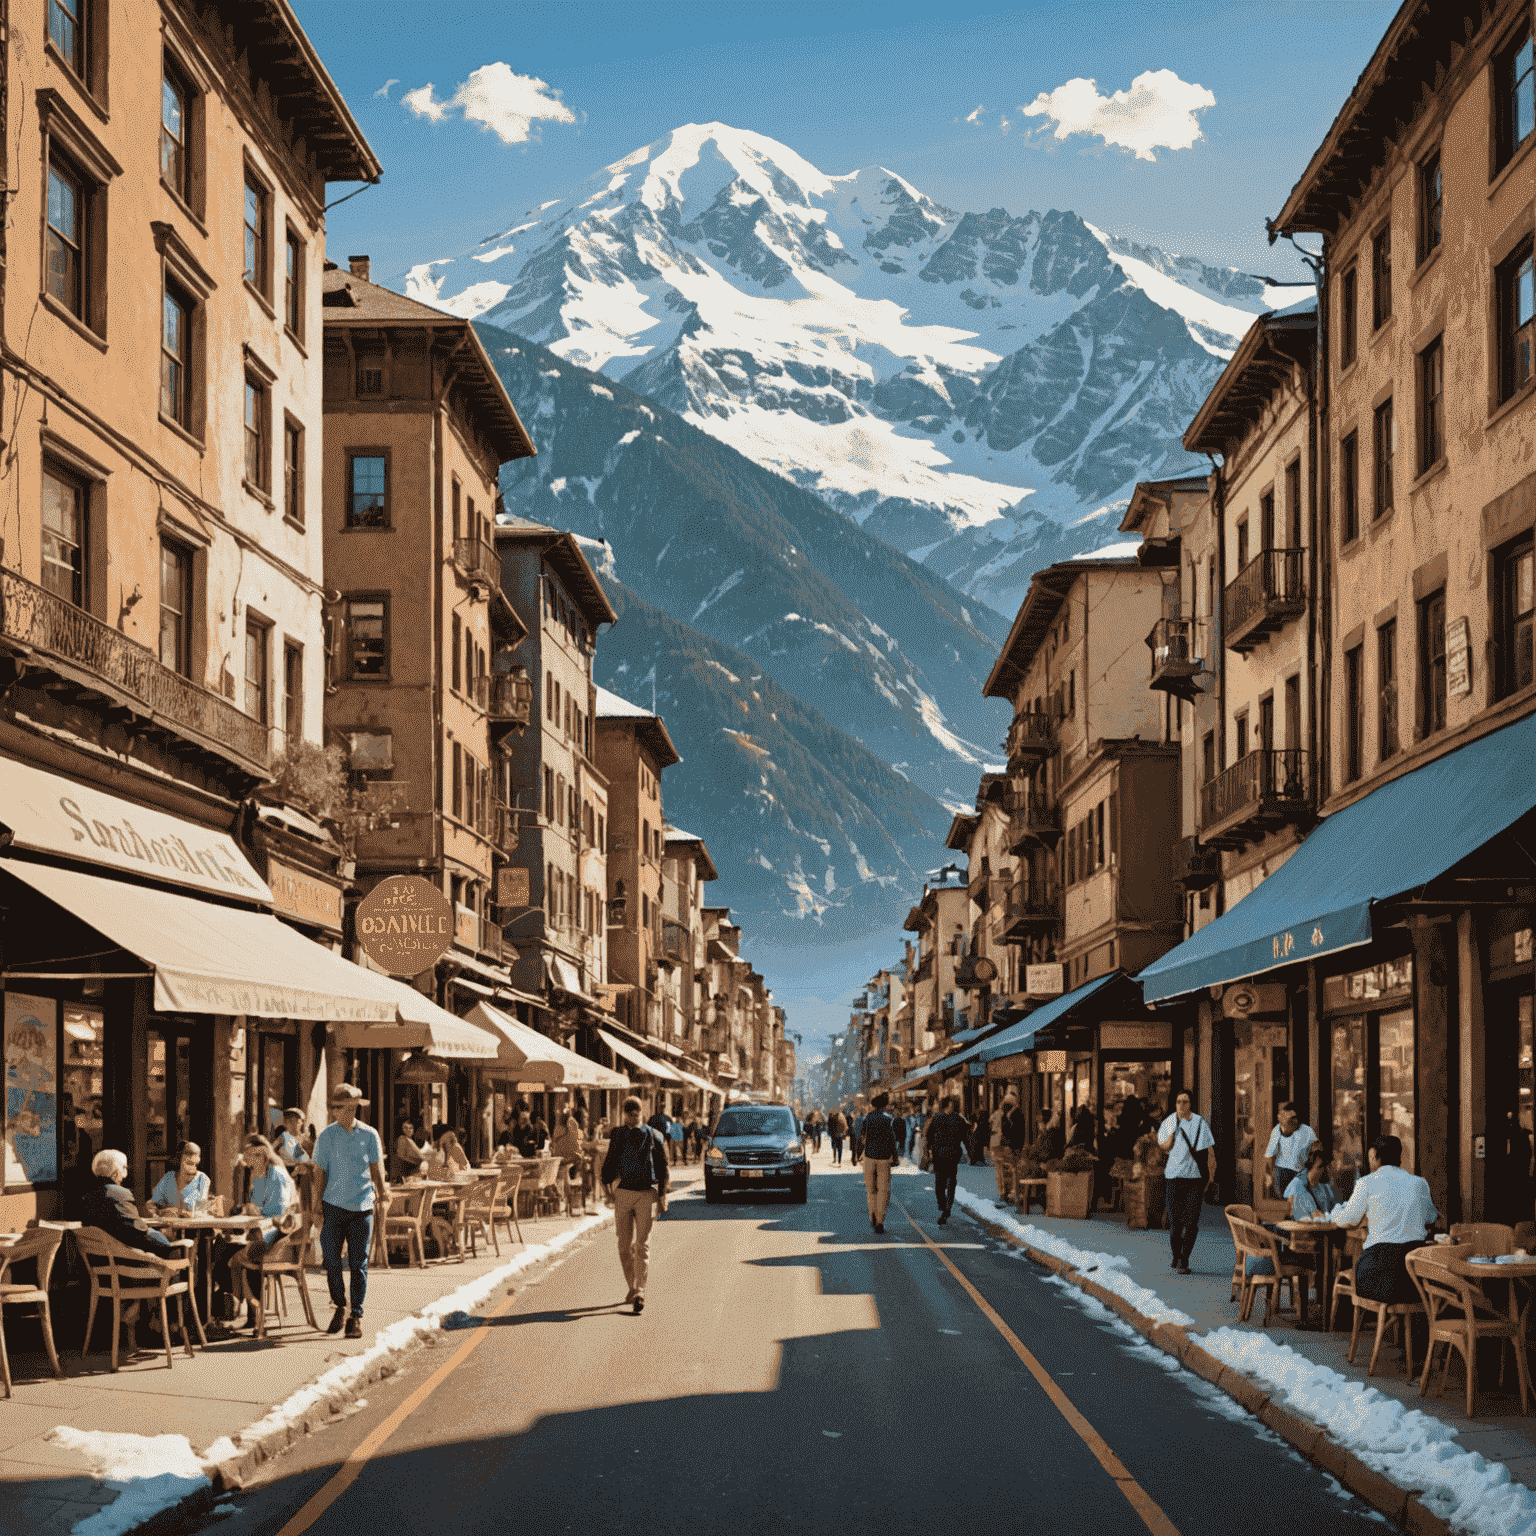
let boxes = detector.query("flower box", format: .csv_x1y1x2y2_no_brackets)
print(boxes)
1046,1169,1093,1219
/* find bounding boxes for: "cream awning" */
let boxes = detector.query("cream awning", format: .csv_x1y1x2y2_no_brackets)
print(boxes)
596,1027,683,1083
468,1003,629,1088
671,1065,724,1101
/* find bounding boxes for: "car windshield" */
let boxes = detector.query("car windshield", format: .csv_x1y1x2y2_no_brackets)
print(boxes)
714,1109,797,1137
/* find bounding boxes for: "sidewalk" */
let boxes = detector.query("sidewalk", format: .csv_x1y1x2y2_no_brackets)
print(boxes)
0,1174,649,1536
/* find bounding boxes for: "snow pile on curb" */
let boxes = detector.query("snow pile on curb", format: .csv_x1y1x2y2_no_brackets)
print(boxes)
1201,1326,1536,1536
49,1210,612,1534
44,1430,209,1536
952,1187,1195,1327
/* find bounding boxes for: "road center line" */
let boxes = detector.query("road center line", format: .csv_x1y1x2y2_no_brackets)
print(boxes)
893,1198,1181,1536
272,1287,522,1536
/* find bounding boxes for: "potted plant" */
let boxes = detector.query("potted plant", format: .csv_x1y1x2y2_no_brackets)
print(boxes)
1044,1147,1096,1218
1124,1131,1169,1230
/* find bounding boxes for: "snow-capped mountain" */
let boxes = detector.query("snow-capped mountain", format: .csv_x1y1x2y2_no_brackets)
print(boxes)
409,123,1294,614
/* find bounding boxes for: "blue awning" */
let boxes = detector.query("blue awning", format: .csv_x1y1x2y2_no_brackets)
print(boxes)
978,973,1123,1062
1139,710,1536,1004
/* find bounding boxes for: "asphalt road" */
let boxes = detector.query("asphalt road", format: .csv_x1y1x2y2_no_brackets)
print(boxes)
182,1155,1388,1536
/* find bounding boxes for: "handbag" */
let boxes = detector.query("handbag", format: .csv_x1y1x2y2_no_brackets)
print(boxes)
1176,1123,1211,1183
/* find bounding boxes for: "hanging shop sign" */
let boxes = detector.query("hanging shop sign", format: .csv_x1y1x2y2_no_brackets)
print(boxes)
267,856,344,934
1038,1050,1069,1074
985,1052,1033,1078
496,866,530,910
1099,1022,1173,1051
1025,964,1065,997
355,875,453,976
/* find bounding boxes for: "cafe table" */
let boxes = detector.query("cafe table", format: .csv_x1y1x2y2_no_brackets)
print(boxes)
1273,1219,1352,1326
145,1212,264,1322
1440,1252,1536,1340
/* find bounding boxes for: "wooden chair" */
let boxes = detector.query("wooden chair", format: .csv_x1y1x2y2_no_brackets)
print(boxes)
73,1228,204,1373
0,1229,65,1397
382,1187,431,1269
490,1170,524,1248
1223,1204,1256,1303
1341,1239,1447,1381
234,1212,319,1340
1329,1227,1366,1331
457,1175,502,1260
1514,1220,1535,1251
530,1159,562,1220
1409,1248,1533,1417
1449,1222,1516,1257
1232,1219,1310,1327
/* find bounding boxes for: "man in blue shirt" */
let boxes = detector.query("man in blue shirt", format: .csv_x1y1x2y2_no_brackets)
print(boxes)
311,1083,386,1339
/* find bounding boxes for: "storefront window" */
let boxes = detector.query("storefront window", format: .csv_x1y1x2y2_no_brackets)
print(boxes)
1234,1022,1289,1204
1378,1007,1415,1173
60,1005,104,1180
1332,1016,1366,1199
1322,956,1413,1011
5,993,59,1188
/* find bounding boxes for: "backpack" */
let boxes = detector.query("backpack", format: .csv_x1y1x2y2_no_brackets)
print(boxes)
618,1127,658,1186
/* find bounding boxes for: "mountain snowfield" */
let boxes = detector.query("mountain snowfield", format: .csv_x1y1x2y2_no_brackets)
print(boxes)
409,122,1298,614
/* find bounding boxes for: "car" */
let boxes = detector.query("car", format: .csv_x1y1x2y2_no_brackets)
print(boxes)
703,1104,809,1202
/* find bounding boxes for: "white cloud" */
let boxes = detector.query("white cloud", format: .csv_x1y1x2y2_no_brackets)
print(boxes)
374,79,400,100
1022,68,1215,161
402,62,577,145
965,104,985,125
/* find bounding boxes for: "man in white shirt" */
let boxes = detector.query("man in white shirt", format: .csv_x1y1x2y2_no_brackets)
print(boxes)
1330,1135,1437,1303
1157,1092,1215,1275
1263,1103,1317,1198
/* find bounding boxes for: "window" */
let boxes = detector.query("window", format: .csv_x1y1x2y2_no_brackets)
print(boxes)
1340,265,1358,366
282,418,303,526
48,0,83,73
284,230,302,336
243,176,268,292
1260,491,1275,551
1418,590,1447,736
158,540,191,677
356,362,382,395
1235,712,1249,761
345,597,388,679
1344,645,1363,784
1258,694,1274,753
243,375,268,490
1497,239,1535,402
161,66,188,200
346,454,387,528
41,463,86,607
1284,673,1302,752
451,479,462,542
283,641,303,744
543,766,554,820
1377,621,1398,760
1235,518,1249,573
1418,338,1443,472
1373,399,1394,519
1497,536,1535,696
244,618,269,723
1419,151,1442,259
160,282,190,426
46,157,85,317
1371,224,1392,329
451,613,462,692
1202,730,1216,785
1340,431,1360,543
1495,25,1535,173
452,743,463,821
1285,458,1302,548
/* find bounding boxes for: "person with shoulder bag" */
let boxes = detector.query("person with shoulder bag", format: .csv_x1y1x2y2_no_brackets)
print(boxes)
1156,1092,1214,1275
602,1096,670,1314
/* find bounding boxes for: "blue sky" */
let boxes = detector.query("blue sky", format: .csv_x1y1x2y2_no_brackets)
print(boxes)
298,0,1398,293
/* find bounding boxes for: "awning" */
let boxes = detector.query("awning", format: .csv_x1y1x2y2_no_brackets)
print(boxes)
466,1003,628,1088
1,857,397,1023
546,954,592,1001
671,1065,724,1100
596,1027,683,1082
978,973,1124,1061
447,949,513,987
1139,711,1536,1003
366,976,500,1059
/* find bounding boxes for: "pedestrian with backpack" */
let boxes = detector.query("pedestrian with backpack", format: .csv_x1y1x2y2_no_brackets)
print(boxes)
1157,1092,1215,1275
602,1096,670,1313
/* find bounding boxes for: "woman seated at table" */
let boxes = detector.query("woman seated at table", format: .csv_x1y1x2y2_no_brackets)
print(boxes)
148,1141,210,1214
392,1120,427,1183
225,1138,300,1327
80,1149,179,1352
425,1129,470,1177
1288,1147,1337,1222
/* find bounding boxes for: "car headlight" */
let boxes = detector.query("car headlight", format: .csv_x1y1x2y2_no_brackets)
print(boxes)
705,1145,726,1163
781,1143,805,1161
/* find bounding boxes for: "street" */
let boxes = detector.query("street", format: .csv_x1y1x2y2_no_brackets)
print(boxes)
176,1154,1388,1536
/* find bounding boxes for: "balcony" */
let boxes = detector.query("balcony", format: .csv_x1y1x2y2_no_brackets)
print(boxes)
0,567,269,774
1007,788,1061,852
1001,878,1062,941
1172,833,1221,892
473,670,534,728
1224,549,1306,654
1005,711,1057,772
453,537,500,593
492,803,519,857
967,864,995,906
911,952,934,983
659,918,691,967
1148,617,1208,699
1199,749,1311,850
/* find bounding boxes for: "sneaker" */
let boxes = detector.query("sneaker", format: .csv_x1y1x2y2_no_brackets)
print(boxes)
345,1316,363,1339
633,1296,644,1315
327,1307,346,1335
874,1221,885,1234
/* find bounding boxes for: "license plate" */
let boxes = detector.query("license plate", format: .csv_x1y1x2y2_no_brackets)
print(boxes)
742,1169,764,1178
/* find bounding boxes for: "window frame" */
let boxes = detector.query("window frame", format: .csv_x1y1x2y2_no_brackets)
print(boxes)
242,164,272,302
281,413,304,528
1372,398,1394,520
47,0,87,77
1417,589,1448,738
283,225,305,341
343,594,390,682
1418,149,1442,262
160,278,192,429
39,90,120,344
160,58,190,205
1340,430,1360,544
1339,264,1358,367
1495,533,1535,699
243,372,271,496
1418,337,1444,475
1377,619,1398,761
41,458,88,609
282,638,304,746
1344,643,1364,784
1496,236,1535,404
1371,222,1392,331
344,449,390,530
243,613,271,725
45,152,86,321
1494,22,1535,176
157,537,193,678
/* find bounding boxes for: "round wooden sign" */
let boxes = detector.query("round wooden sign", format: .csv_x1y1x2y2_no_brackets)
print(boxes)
355,875,454,976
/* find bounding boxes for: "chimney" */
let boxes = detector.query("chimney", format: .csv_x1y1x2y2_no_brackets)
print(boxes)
348,255,370,282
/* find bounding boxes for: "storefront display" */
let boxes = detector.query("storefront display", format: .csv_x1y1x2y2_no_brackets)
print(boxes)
4,994,58,1187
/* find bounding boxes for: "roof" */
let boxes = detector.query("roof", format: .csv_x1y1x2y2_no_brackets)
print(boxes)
594,686,682,768
321,269,535,463
1119,476,1210,535
663,825,719,881
983,558,1137,700
494,520,618,630
944,811,980,852
1182,302,1317,457
238,2,381,183
1269,0,1481,239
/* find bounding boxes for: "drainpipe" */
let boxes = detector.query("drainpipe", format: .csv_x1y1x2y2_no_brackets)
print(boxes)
1207,454,1228,777
1313,247,1332,809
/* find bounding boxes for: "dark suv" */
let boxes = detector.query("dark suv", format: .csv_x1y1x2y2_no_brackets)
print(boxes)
703,1105,808,1203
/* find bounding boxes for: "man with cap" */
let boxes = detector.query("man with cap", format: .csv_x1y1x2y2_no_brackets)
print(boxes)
311,1084,386,1339
860,1092,902,1234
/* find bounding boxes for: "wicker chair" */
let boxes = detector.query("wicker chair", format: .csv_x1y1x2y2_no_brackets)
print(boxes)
530,1158,563,1220
382,1187,431,1269
1232,1218,1310,1327
0,1228,66,1397
457,1175,502,1259
1409,1247,1532,1417
1223,1204,1256,1303
1448,1222,1516,1257
1329,1227,1366,1331
490,1170,524,1248
232,1211,319,1340
73,1228,205,1373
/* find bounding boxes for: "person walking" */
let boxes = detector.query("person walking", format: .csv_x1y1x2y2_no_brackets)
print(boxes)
988,1097,1007,1196
827,1108,848,1165
850,1107,866,1166
860,1093,901,1233
602,1096,670,1314
1157,1091,1215,1275
971,1106,990,1166
996,1091,1026,1204
1263,1102,1317,1199
311,1084,387,1339
926,1096,970,1225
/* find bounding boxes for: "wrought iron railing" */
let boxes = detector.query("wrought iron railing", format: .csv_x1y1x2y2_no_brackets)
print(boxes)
0,567,269,768
1007,788,1060,844
1006,878,1062,925
1199,749,1309,831
661,919,691,961
1006,711,1057,760
482,672,532,724
1224,549,1305,640
454,537,500,589
1149,617,1206,674
912,952,934,982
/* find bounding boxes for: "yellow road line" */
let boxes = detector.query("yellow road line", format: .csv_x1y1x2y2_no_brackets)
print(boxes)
894,1198,1182,1536
273,1289,521,1536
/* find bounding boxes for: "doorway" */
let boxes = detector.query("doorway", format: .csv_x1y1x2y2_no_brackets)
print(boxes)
1486,978,1535,1225
145,1022,210,1198
256,1029,297,1139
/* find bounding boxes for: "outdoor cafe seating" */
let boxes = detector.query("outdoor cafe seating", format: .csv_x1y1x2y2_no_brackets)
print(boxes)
73,1227,206,1374
0,1228,65,1397
1408,1245,1533,1418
